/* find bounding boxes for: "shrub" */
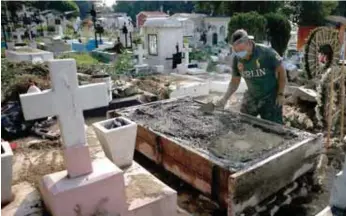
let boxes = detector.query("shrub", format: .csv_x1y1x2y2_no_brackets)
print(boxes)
228,12,267,42
112,51,134,76
265,13,291,56
47,25,56,32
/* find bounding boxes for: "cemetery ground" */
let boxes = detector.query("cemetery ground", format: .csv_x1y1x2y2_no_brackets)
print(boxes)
1,57,345,216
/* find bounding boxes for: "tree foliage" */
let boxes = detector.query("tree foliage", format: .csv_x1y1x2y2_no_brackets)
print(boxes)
113,1,195,21
265,13,291,56
228,12,267,42
75,1,93,19
287,1,338,26
195,1,284,16
32,1,80,14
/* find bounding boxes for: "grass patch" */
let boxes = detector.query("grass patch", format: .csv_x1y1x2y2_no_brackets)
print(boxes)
58,52,100,65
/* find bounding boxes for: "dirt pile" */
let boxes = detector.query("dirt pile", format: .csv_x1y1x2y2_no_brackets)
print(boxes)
132,77,171,100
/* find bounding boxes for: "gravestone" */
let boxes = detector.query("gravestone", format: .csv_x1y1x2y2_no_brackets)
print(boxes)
183,43,192,66
134,44,147,65
134,44,149,74
13,29,25,43
172,52,182,69
19,59,128,215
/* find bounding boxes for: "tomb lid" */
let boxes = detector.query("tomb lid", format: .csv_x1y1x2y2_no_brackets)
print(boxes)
143,17,182,28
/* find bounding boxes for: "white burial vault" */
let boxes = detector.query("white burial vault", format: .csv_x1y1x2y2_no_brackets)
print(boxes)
1,141,13,206
142,17,183,69
5,47,54,63
19,59,178,216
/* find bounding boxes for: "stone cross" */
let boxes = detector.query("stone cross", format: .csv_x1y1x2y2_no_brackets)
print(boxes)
20,59,108,178
183,44,192,65
134,44,147,65
13,29,25,43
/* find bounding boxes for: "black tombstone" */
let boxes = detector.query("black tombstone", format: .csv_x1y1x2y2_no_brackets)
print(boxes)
172,43,182,69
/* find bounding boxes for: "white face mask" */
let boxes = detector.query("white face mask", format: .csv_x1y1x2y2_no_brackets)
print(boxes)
234,50,248,58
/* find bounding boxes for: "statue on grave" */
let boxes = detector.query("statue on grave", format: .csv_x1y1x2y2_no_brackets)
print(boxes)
200,31,207,45
112,37,124,54
176,42,179,53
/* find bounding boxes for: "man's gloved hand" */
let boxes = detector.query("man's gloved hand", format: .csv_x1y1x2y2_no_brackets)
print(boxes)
276,94,285,106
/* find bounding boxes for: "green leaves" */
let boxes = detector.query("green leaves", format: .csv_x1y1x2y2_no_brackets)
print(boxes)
228,12,267,42
265,13,291,56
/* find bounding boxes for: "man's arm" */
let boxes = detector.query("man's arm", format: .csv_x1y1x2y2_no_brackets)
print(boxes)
223,77,241,101
217,55,241,106
276,64,287,96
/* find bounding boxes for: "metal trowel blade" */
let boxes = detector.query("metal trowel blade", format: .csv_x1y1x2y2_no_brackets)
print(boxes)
199,102,216,113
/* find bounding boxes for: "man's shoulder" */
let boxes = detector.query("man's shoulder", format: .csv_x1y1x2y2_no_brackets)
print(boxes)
255,43,272,53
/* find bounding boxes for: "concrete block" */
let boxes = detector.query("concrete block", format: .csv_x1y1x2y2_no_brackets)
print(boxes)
170,81,210,98
5,47,53,63
93,117,138,168
39,158,128,216
125,162,177,216
293,87,317,102
1,141,13,206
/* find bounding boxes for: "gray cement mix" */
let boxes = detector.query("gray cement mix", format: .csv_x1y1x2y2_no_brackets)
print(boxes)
121,98,310,171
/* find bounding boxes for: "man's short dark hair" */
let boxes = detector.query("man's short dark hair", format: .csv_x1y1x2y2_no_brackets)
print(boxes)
230,29,249,44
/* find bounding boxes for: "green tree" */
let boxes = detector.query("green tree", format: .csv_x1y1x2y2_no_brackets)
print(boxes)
228,12,267,42
265,13,291,56
113,1,195,21
32,1,79,15
195,1,284,16
289,1,338,26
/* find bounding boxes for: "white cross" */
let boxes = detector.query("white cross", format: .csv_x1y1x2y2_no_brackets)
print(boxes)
20,59,108,148
13,29,25,43
183,44,192,65
134,44,147,65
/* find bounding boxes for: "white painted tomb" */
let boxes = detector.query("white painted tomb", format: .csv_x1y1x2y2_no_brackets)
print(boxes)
142,17,183,70
5,47,54,63
93,117,137,168
1,141,14,206
19,59,178,216
43,39,72,54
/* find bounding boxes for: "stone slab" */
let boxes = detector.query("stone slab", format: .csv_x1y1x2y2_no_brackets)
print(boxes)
170,81,210,98
5,48,54,63
39,157,128,216
1,141,14,206
315,206,332,216
1,182,42,216
5,162,181,216
125,162,177,216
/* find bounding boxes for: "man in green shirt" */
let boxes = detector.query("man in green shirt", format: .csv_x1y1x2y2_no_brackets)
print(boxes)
216,29,286,124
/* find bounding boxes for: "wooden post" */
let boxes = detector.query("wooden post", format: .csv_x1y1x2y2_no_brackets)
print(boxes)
327,69,334,148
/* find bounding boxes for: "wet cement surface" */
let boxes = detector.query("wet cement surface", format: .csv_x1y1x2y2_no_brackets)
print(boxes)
119,98,311,171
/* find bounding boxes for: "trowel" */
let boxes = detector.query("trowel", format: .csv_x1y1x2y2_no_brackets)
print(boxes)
198,102,216,113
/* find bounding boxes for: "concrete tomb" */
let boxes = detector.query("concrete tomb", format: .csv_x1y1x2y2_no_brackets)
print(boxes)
19,59,178,216
5,47,54,63
112,97,323,216
1,141,14,206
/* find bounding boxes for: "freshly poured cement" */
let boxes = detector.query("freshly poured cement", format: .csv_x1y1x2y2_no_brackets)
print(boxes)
121,98,308,170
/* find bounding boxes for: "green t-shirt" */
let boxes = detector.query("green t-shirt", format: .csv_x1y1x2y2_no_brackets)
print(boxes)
232,43,282,99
